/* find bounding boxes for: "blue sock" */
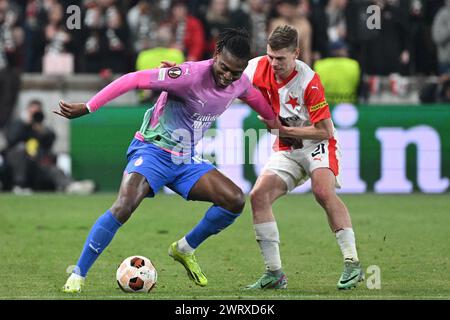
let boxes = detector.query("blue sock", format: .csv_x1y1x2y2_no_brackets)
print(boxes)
74,210,122,277
185,205,241,249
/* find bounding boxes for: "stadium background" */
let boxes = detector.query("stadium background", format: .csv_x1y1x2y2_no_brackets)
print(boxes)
0,0,449,301
1,0,448,194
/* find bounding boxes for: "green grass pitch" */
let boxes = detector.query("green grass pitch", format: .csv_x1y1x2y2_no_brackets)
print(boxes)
0,193,449,300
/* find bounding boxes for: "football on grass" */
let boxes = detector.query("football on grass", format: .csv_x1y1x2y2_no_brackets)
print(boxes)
116,256,157,293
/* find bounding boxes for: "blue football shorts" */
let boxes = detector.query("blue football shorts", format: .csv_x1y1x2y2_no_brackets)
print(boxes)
124,138,215,199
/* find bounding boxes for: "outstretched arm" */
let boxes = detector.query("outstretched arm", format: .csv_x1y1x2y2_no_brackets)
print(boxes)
53,71,152,119
240,86,276,121
240,86,285,133
277,118,334,140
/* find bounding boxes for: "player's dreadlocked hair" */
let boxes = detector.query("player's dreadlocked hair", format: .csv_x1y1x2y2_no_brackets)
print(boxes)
216,28,251,61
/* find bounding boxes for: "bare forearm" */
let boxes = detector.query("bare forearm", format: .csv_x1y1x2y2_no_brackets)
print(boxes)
280,125,332,140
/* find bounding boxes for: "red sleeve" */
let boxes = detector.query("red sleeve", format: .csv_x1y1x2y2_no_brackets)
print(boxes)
185,17,205,61
304,73,331,123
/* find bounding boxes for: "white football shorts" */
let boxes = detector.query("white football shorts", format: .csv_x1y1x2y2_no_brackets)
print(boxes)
262,138,342,192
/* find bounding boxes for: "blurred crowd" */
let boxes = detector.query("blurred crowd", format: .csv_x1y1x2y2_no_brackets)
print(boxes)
0,98,96,194
0,0,448,76
1,0,449,193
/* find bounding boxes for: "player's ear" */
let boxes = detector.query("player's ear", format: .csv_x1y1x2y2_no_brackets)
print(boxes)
213,50,219,61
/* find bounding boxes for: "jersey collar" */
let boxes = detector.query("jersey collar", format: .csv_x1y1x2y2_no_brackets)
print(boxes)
274,67,298,89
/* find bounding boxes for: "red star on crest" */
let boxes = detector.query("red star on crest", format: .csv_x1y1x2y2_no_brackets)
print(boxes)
286,94,300,110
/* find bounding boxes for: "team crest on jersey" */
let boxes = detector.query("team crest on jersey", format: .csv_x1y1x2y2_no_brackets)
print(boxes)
286,94,300,110
168,67,182,79
134,156,143,167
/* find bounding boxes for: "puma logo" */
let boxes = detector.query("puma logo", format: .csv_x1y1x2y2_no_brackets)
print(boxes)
89,243,100,254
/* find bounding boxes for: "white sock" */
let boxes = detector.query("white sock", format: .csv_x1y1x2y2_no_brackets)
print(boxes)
335,228,358,261
177,236,194,254
254,222,282,272
69,272,85,281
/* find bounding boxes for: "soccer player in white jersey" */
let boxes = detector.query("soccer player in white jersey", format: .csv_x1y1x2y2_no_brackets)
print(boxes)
244,25,364,290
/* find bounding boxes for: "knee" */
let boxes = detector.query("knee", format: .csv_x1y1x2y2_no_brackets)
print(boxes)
110,197,137,224
218,188,246,214
249,188,269,210
249,189,260,206
312,185,333,206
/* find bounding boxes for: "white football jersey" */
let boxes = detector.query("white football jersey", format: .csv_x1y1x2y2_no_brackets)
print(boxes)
245,56,337,150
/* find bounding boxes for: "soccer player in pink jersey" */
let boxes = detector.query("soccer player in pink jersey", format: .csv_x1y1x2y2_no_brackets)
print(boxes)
55,29,278,293
244,25,363,290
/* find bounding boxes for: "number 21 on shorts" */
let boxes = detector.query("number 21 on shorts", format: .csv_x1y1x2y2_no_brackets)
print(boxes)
311,143,326,157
